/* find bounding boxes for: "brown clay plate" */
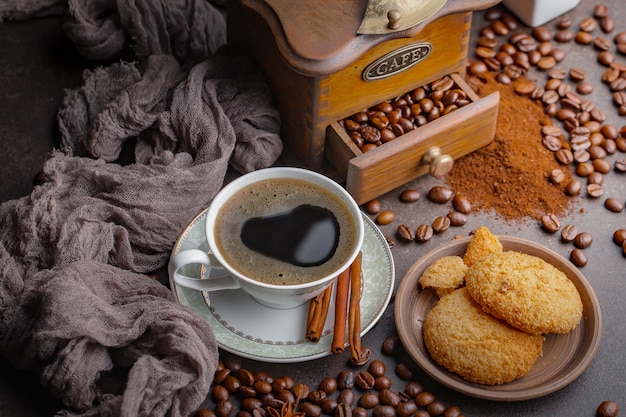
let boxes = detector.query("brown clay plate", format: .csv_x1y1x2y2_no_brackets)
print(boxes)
394,236,602,401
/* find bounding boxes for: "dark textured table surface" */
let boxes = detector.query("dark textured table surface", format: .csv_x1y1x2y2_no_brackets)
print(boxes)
1,1,625,416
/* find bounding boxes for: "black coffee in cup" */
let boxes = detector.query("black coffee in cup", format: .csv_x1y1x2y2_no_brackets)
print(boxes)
214,178,358,286
241,204,340,267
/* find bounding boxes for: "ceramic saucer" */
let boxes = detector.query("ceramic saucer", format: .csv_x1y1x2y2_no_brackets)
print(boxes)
169,210,394,363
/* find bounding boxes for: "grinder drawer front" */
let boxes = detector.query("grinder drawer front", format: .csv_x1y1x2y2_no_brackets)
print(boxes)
325,73,500,205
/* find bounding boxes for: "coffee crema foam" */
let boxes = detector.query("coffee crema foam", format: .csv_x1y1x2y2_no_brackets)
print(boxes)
214,178,357,286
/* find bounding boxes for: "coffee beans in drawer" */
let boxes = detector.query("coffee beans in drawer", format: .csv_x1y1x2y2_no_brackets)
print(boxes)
339,76,471,152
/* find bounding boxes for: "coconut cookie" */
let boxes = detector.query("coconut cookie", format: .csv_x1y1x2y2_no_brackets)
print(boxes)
419,255,468,297
423,287,544,385
463,226,503,266
465,251,583,335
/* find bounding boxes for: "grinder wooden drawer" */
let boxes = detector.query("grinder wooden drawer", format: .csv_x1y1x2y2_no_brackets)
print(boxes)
325,73,500,205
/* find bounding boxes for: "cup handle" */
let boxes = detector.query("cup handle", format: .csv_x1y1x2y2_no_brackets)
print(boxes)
168,249,241,292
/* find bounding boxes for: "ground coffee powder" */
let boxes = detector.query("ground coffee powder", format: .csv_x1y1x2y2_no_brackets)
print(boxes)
446,71,576,220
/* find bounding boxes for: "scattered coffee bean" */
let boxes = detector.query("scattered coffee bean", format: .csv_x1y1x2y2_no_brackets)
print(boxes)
561,224,578,242
452,194,472,214
301,402,322,417
594,36,612,51
577,82,594,95
598,51,615,66
614,229,626,245
381,335,400,356
556,148,574,165
396,224,415,242
396,402,418,417
374,376,392,391
319,377,337,395
573,232,593,249
364,199,381,215
542,135,561,151
587,172,604,185
358,393,379,409
378,389,401,407
372,405,396,417
570,248,587,267
338,390,355,408
404,381,424,398
399,189,421,203
415,391,435,407
368,360,387,378
321,399,338,415
336,370,355,390
556,16,572,29
532,26,551,42
593,158,612,174
426,402,446,417
593,4,609,18
376,210,396,225
352,407,368,417
615,159,626,172
554,29,574,43
395,363,414,381
597,400,619,417
587,183,604,198
566,179,582,195
495,72,511,84
604,198,624,213
443,406,462,417
447,211,468,227
427,185,454,203
569,67,587,81
549,168,566,184
241,397,263,412
432,215,451,233
355,371,375,390
212,385,230,402
537,55,557,70
541,213,561,232
415,224,434,242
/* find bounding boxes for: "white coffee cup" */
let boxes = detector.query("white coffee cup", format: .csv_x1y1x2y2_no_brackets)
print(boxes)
168,167,364,309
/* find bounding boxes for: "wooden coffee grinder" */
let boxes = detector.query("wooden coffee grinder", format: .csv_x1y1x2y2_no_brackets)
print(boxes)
227,0,501,204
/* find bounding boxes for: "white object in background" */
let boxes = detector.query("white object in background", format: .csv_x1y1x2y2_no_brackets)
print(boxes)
502,0,581,27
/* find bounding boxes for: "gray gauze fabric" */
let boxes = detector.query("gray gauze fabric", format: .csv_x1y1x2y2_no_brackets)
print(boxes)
0,0,282,416
0,0,67,21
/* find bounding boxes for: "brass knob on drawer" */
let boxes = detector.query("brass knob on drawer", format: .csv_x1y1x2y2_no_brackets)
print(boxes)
422,146,453,177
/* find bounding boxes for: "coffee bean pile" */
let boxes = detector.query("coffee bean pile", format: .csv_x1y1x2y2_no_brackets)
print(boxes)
338,76,470,152
194,336,463,417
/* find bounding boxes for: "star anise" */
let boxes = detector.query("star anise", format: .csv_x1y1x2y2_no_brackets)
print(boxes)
266,400,305,417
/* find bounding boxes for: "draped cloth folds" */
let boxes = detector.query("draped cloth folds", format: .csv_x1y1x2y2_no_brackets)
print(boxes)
0,0,283,416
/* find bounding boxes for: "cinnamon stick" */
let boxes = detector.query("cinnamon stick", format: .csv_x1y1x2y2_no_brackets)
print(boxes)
348,251,370,365
330,266,351,353
305,284,333,342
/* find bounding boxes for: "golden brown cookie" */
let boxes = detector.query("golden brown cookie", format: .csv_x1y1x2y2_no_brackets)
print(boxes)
465,251,583,335
463,226,503,266
423,287,544,385
419,255,468,297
